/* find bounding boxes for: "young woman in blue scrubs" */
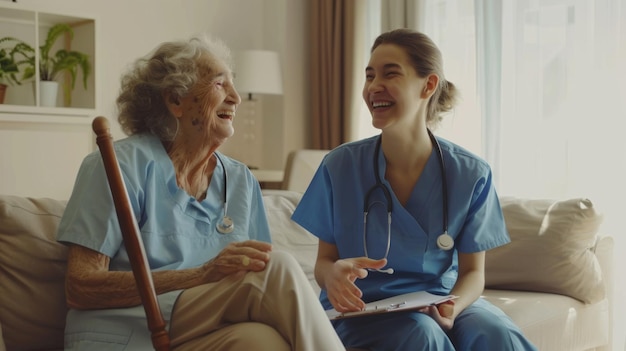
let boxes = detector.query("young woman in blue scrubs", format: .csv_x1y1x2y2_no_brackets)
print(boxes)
292,29,537,351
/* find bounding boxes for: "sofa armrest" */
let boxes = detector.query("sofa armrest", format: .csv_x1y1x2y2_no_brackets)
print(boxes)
0,195,68,350
594,235,614,351
595,235,614,299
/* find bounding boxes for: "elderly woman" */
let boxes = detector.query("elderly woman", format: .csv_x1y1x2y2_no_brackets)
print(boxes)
57,35,345,351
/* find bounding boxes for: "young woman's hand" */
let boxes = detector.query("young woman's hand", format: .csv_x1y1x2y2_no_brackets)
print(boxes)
325,257,387,313
419,300,456,331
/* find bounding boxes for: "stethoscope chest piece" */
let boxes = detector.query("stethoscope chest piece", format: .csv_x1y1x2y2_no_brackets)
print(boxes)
216,215,234,234
214,153,234,235
437,232,454,251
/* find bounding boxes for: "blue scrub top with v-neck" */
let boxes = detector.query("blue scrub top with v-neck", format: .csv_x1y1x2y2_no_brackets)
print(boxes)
58,133,270,270
291,134,510,309
57,133,270,349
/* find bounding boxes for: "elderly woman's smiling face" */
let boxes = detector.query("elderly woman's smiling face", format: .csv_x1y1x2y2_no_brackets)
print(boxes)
175,54,241,145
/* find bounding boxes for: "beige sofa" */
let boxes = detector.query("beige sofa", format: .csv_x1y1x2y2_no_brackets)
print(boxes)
0,191,613,351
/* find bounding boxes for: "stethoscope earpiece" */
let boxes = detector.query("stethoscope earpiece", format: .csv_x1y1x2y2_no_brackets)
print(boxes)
368,267,394,274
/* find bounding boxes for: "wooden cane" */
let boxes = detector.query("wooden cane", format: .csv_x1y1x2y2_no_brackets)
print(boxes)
92,116,170,351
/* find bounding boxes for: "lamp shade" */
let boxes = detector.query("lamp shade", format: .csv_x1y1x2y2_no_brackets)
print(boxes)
233,50,283,95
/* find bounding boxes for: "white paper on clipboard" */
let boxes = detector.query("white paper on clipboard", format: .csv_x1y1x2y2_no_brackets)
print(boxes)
325,291,458,320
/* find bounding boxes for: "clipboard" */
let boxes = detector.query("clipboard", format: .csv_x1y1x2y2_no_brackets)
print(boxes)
325,291,458,320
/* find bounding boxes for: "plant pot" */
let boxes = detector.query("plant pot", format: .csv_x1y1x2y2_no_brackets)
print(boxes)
38,81,59,107
0,84,6,104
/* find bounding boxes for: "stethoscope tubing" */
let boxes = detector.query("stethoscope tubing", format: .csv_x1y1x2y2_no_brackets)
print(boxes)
214,153,234,234
363,129,451,273
366,129,448,228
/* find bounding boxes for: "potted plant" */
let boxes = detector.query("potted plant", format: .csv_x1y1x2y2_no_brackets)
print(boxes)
0,37,26,104
18,23,91,107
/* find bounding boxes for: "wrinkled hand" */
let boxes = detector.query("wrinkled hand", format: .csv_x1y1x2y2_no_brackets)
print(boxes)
418,300,456,331
202,240,271,282
326,257,387,313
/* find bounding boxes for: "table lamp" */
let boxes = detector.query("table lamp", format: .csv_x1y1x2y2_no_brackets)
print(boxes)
232,50,283,168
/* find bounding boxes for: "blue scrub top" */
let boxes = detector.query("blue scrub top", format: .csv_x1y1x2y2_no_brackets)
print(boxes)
291,135,509,309
57,133,270,349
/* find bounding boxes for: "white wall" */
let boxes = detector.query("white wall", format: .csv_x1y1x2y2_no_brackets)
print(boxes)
9,0,307,188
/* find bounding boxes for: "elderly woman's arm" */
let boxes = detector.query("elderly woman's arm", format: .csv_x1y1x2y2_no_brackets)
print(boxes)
65,240,272,310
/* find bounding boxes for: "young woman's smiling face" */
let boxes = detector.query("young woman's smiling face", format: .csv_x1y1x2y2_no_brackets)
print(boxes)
363,43,428,131
179,55,241,145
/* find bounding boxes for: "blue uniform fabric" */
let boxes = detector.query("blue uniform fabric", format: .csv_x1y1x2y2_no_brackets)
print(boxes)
57,133,270,350
291,135,537,351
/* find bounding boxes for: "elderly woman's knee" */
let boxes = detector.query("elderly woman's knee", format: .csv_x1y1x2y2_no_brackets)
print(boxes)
262,250,311,288
174,322,290,351
269,250,299,265
265,250,305,277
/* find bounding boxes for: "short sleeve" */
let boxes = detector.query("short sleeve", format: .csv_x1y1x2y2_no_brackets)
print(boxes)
455,169,510,253
291,162,336,244
57,152,125,256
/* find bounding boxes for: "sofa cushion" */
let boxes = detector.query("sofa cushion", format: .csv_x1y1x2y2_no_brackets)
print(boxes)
262,190,321,295
482,288,610,350
0,195,68,350
485,197,605,303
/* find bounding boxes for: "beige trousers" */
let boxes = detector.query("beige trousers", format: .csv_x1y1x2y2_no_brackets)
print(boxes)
169,251,346,351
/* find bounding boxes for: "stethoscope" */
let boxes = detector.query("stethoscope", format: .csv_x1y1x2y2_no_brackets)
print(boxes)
214,153,235,234
363,129,453,274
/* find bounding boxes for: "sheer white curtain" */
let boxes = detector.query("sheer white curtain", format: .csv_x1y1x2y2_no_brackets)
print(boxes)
362,0,626,199
361,0,626,347
498,0,626,199
355,0,384,140
494,4,626,346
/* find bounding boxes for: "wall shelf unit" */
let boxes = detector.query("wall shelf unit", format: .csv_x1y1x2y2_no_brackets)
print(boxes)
0,3,96,123
0,3,97,199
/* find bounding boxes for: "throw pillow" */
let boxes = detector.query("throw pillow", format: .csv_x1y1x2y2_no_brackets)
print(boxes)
485,197,605,303
0,195,68,350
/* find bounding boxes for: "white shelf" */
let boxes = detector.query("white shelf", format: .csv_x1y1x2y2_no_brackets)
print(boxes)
0,105,96,125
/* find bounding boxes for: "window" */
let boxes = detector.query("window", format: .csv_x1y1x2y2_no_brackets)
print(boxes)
361,0,626,198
